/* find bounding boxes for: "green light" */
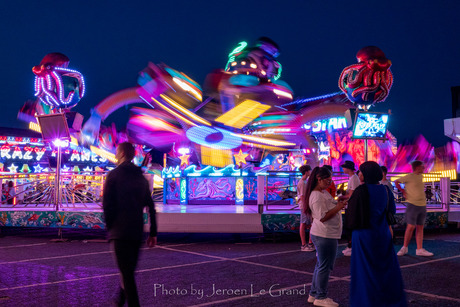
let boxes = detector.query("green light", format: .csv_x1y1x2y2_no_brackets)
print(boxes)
225,41,247,70
274,61,282,80
180,179,186,201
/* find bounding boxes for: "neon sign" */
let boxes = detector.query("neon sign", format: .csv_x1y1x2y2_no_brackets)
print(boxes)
180,179,187,204
303,117,348,133
1,145,46,161
33,53,85,109
235,178,244,204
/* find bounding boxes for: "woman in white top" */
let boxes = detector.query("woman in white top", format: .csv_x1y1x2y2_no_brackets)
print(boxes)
303,167,348,307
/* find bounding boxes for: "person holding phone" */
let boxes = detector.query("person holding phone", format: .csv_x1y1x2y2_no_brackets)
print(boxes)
304,166,347,307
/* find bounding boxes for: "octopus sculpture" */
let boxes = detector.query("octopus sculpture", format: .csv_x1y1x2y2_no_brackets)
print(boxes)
32,52,85,109
338,46,393,108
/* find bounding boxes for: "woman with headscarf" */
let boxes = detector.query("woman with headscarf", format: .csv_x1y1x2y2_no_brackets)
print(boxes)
346,161,406,307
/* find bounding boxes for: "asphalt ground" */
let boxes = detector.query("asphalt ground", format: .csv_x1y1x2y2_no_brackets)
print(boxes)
0,227,460,307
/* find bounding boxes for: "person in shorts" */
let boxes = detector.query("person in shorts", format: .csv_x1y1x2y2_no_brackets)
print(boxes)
297,164,314,251
395,160,433,257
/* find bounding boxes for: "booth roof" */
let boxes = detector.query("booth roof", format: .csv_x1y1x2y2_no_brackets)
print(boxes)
0,127,41,138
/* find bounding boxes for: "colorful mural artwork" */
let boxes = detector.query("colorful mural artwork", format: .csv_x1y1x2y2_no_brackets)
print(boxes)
164,178,180,202
0,211,153,230
261,212,447,233
244,177,257,201
189,177,234,200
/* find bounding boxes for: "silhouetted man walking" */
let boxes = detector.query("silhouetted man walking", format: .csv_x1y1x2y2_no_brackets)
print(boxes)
103,142,157,306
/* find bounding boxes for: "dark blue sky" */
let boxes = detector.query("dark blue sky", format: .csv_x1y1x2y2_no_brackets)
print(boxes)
1,1,459,147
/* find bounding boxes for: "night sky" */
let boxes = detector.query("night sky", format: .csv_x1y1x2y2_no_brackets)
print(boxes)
1,1,459,147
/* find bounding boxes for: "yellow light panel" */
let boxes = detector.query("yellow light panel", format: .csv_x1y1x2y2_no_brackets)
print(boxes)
29,122,41,133
200,146,232,168
390,169,457,183
215,100,271,129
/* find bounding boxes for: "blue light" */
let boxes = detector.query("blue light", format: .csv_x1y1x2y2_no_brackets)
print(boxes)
281,92,343,107
186,126,242,150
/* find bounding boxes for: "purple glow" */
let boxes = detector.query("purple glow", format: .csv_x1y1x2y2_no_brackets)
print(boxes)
52,139,69,148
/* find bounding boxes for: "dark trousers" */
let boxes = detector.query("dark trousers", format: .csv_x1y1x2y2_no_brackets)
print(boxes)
112,239,142,307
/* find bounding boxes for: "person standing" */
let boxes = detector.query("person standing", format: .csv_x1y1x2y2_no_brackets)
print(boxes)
304,167,347,307
323,165,337,198
380,165,395,237
380,166,394,193
103,142,157,306
297,164,314,251
6,181,15,205
395,160,433,256
346,162,406,306
342,161,360,196
341,161,360,256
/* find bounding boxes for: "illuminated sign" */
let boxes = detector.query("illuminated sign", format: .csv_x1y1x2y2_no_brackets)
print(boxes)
235,178,244,204
1,145,47,161
353,112,389,139
180,179,187,204
0,135,113,173
303,117,348,133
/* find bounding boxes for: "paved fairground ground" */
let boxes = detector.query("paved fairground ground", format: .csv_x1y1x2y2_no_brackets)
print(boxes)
1,226,460,307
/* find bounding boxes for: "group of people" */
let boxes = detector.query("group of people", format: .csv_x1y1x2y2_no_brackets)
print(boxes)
103,141,433,306
297,159,433,306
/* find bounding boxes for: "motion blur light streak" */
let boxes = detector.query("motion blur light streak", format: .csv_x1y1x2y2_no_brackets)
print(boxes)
159,94,210,126
215,100,271,129
273,88,293,99
89,146,117,164
172,77,202,101
232,133,295,147
133,115,182,134
151,97,197,127
241,141,289,151
186,126,242,150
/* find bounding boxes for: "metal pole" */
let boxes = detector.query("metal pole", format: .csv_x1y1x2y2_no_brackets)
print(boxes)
364,139,368,162
55,144,62,211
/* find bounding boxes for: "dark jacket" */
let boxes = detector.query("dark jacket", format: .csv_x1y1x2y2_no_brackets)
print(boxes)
344,184,371,230
103,161,157,240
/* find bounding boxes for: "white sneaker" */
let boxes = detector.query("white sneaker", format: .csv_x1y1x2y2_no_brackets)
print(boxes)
302,243,316,252
416,248,434,256
397,246,408,256
313,297,339,307
308,295,316,303
342,247,352,256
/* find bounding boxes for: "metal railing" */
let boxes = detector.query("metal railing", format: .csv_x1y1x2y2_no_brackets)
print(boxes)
262,171,350,212
261,171,460,213
1,171,106,210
